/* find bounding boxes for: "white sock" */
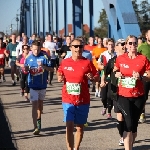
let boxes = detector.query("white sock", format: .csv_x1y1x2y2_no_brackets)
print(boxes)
96,89,99,93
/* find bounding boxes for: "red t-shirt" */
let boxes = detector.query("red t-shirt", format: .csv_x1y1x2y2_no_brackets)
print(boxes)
0,48,5,65
58,57,98,105
115,53,150,97
84,45,96,52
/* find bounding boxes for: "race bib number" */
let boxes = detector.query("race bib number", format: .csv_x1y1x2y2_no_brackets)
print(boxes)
0,54,4,58
66,82,81,95
119,77,136,88
12,51,16,56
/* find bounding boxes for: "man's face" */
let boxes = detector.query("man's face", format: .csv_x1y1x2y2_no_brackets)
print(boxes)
23,37,28,43
12,34,16,41
71,41,83,57
71,34,74,41
31,45,40,56
107,41,114,51
66,37,71,44
32,35,36,40
47,35,52,41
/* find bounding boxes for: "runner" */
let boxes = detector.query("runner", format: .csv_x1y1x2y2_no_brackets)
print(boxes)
100,39,126,146
84,37,96,92
43,34,57,85
60,35,71,59
114,35,150,150
6,33,19,86
0,38,9,82
138,30,150,123
57,39,98,150
92,37,107,97
24,40,53,135
16,35,28,58
98,38,116,119
16,45,30,101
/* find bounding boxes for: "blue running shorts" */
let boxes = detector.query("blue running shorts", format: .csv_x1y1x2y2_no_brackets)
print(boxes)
62,103,90,124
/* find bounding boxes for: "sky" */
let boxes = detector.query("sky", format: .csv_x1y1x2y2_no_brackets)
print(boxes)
0,0,148,35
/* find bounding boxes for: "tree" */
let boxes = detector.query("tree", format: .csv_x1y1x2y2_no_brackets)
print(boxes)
132,0,150,34
94,9,108,37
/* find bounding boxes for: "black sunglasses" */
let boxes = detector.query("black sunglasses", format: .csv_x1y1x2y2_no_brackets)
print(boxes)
72,45,83,48
128,42,137,45
120,42,125,46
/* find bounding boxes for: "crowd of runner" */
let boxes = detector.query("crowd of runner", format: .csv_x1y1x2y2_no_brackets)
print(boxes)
0,31,150,150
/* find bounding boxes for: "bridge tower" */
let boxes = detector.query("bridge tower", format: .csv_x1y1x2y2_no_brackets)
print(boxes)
102,0,141,40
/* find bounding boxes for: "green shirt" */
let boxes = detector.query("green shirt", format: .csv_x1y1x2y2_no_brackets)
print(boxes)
6,43,18,61
138,42,150,61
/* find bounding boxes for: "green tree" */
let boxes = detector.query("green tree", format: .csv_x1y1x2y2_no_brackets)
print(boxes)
94,9,108,37
132,0,150,34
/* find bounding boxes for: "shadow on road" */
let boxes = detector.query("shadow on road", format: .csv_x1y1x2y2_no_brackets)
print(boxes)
0,100,17,150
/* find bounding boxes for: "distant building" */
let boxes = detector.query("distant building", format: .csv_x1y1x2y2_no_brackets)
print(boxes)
59,24,89,36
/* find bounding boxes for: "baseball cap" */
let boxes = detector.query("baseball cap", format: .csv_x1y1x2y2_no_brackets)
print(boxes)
115,39,125,46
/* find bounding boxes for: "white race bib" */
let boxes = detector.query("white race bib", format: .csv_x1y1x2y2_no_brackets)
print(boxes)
66,82,81,95
0,54,4,58
12,51,16,56
119,77,136,88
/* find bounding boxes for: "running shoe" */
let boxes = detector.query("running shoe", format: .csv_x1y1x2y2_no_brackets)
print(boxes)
0,79,2,83
95,92,98,97
33,128,40,135
119,138,124,146
98,92,101,98
139,113,146,123
24,96,29,101
12,80,16,86
37,119,41,130
107,113,112,119
101,108,106,116
84,122,88,127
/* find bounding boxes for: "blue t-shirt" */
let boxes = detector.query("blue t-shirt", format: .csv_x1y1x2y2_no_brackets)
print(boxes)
25,52,52,89
65,50,92,61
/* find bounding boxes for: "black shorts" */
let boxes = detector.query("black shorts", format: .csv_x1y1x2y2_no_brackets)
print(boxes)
0,65,5,68
117,95,146,132
5,57,9,61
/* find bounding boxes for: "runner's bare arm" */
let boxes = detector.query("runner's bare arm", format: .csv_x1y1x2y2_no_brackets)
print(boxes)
42,66,54,72
4,50,9,57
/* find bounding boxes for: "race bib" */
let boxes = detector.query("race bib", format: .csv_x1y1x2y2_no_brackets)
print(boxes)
0,54,4,58
66,82,81,95
119,77,136,88
12,51,16,56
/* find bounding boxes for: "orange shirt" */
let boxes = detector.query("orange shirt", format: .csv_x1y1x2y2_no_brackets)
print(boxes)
92,47,107,70
41,47,50,56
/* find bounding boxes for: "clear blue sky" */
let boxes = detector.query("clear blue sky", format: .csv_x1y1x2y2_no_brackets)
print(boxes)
0,0,147,35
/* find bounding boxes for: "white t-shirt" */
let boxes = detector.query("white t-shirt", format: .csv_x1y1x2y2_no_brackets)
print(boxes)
44,41,56,59
16,42,23,58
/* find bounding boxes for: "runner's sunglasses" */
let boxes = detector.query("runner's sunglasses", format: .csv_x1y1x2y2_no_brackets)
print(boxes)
128,42,137,45
120,42,125,46
72,45,83,48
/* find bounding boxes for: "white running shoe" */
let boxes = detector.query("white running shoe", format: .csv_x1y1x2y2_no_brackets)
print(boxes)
119,138,124,146
95,92,98,97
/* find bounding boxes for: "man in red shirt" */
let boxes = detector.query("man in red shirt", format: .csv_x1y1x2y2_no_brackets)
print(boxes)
57,39,98,150
0,38,9,82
